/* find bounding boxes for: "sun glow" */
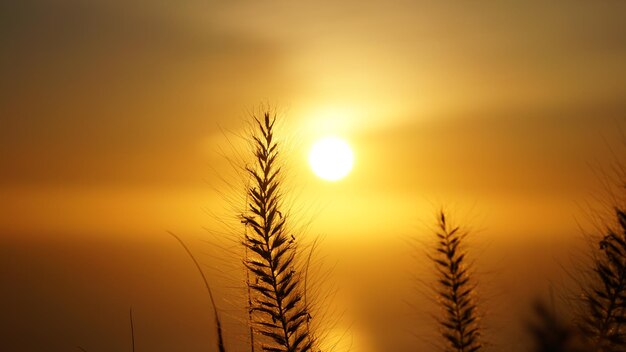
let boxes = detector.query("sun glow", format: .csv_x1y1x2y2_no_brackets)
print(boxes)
308,137,354,181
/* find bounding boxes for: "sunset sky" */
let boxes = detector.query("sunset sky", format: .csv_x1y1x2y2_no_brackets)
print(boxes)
1,1,626,351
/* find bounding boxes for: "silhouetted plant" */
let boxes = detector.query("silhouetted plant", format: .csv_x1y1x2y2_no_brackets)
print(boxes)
528,301,585,352
430,211,482,352
169,231,226,352
130,307,136,352
577,208,626,352
241,111,315,352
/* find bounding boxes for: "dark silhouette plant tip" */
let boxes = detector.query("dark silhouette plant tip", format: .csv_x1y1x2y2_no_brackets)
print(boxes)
431,211,482,352
241,111,316,352
578,208,626,352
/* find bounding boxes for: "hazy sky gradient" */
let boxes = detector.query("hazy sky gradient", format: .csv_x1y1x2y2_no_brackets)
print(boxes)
1,1,625,351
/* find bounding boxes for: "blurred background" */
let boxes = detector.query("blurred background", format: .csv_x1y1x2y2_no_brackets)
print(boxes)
1,1,625,351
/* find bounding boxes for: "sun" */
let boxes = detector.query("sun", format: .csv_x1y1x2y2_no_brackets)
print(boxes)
308,136,354,181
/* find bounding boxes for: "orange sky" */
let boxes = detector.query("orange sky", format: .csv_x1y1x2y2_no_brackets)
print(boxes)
2,0,625,238
1,1,625,351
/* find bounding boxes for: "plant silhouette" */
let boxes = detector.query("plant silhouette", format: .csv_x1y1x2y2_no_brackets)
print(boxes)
430,211,482,352
241,112,315,352
578,208,626,352
528,301,585,352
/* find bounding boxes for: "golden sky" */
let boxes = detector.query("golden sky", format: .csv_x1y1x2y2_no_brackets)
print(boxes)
2,0,625,237
1,1,625,351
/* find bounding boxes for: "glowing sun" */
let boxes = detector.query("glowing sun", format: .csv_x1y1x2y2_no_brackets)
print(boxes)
308,137,354,181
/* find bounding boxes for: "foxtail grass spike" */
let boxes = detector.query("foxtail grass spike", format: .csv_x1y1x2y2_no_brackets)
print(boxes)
241,111,315,352
431,211,482,352
578,208,626,352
